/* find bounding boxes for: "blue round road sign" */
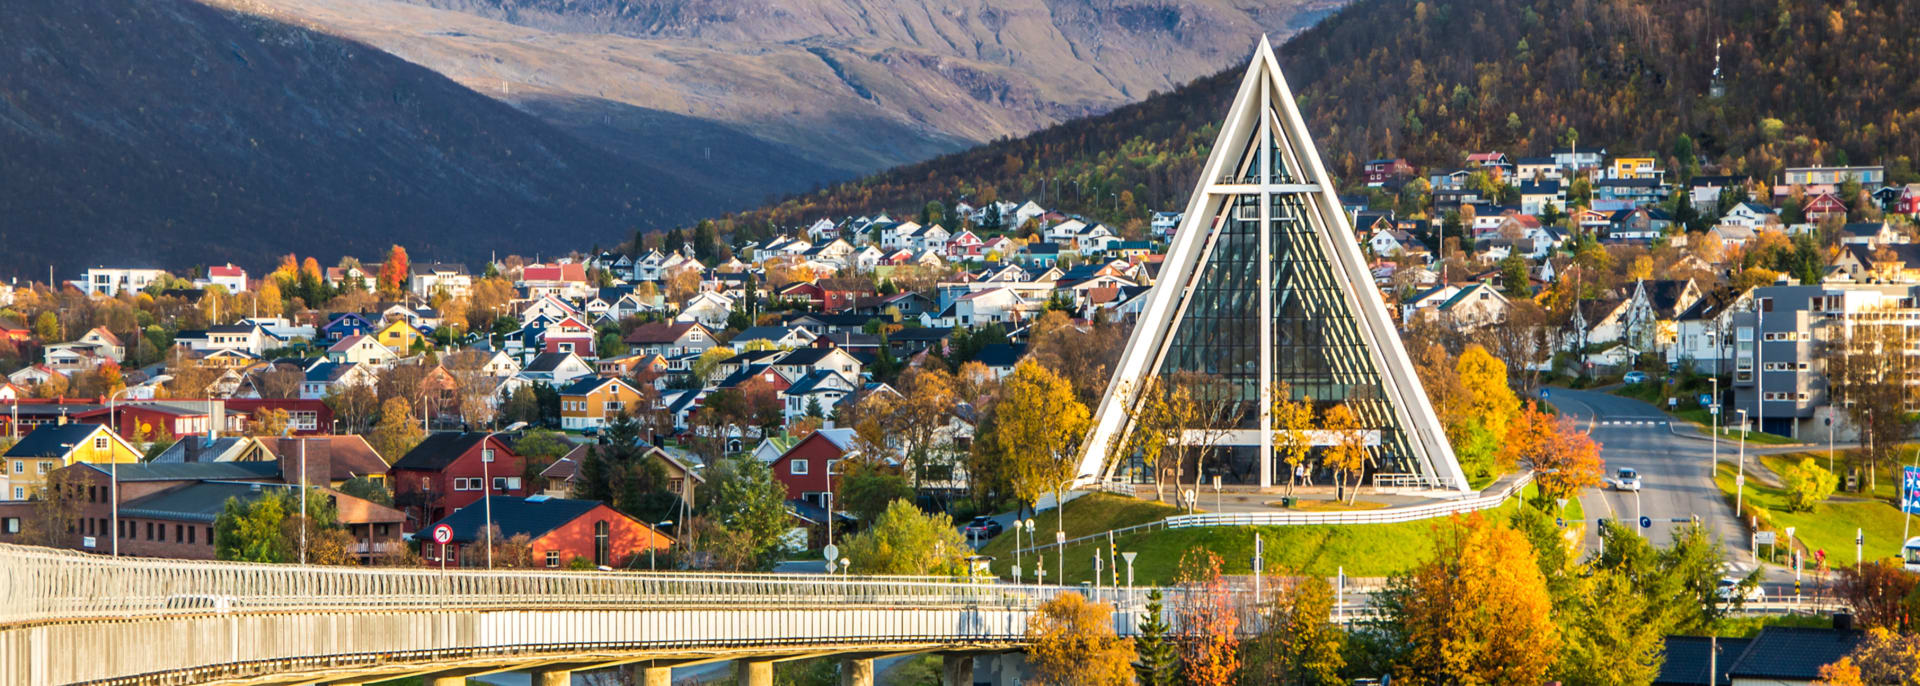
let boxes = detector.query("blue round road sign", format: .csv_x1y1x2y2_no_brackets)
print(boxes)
1639,516,1652,529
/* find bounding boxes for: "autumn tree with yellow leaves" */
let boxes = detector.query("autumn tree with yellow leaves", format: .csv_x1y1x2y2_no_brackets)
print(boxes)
1375,513,1560,685
984,360,1089,515
1025,592,1136,686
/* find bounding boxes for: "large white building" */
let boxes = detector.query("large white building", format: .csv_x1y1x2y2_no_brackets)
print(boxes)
1076,39,1467,493
78,267,167,296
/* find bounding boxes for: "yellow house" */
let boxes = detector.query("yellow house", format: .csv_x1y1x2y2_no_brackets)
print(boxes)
1611,157,1658,180
375,318,430,354
559,377,646,431
4,423,142,501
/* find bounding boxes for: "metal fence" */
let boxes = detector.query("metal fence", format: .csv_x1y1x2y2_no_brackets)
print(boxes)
0,543,1164,628
1018,473,1536,555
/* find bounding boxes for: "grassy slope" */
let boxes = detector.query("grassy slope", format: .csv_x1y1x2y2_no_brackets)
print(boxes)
982,487,1543,585
1712,458,1911,567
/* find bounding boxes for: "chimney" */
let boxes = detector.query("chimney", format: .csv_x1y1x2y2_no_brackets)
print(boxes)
185,437,202,463
1834,613,1855,631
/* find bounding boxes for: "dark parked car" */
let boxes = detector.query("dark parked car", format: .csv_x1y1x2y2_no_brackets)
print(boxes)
964,516,1004,540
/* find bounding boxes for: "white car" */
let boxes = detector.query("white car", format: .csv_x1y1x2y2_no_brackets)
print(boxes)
1715,577,1764,603
1611,467,1642,492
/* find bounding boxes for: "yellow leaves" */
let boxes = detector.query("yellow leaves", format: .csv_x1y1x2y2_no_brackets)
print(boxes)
993,360,1090,506
1269,381,1315,472
1456,345,1520,439
1393,514,1560,685
1025,592,1136,686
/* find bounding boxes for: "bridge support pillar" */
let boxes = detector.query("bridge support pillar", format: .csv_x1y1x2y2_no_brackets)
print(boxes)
425,677,466,686
638,666,672,686
838,657,875,686
941,654,974,686
735,659,774,686
529,667,572,686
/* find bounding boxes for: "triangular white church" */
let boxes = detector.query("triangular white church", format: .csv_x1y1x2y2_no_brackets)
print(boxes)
1076,38,1469,493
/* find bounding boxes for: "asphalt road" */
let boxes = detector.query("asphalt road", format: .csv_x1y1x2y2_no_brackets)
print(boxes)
1545,388,1754,569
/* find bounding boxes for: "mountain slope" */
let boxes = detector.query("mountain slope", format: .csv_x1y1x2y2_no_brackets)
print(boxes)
234,0,1347,176
0,0,724,277
705,0,1920,237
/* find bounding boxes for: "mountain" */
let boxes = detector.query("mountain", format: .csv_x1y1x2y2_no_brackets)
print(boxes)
228,0,1349,177
0,0,734,278
704,0,1920,237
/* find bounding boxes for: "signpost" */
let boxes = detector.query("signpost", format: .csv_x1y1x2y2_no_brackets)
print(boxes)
432,523,453,571
1121,551,1137,590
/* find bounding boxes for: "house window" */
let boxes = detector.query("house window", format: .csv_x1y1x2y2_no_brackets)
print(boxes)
483,448,496,463
547,551,561,568
594,521,610,567
10,462,19,474
3,518,18,534
38,461,49,474
791,459,809,475
494,477,507,492
94,437,108,450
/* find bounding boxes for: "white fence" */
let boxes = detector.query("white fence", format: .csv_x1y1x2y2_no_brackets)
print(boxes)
1019,473,1536,555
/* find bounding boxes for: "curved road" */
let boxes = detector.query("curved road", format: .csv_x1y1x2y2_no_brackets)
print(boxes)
1545,388,1753,568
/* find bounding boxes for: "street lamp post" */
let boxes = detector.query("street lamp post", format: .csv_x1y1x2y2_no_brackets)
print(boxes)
481,421,529,569
1736,409,1748,513
650,519,673,571
1710,377,1719,473
108,376,169,558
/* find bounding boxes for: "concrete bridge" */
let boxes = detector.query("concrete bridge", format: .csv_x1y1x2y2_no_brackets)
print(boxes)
0,544,1149,686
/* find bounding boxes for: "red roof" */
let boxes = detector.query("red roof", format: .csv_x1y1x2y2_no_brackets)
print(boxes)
208,263,245,278
522,263,586,283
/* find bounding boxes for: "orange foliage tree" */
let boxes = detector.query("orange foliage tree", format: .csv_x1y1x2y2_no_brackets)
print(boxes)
1172,548,1240,686
1024,592,1136,686
1501,401,1604,503
377,245,410,297
1377,513,1560,684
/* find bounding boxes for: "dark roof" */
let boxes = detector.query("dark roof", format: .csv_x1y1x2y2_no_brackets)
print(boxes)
390,433,492,471
889,327,952,343
1726,626,1861,679
624,321,702,345
1846,242,1920,267
426,496,641,544
1642,279,1696,318
80,461,282,482
1842,221,1890,236
786,369,850,396
781,312,873,328
975,343,1026,368
774,347,839,367
1023,243,1061,256
5,423,109,457
1653,636,1751,685
732,326,805,344
523,352,578,373
120,481,299,523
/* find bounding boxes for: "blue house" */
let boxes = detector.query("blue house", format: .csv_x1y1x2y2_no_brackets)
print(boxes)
321,313,375,342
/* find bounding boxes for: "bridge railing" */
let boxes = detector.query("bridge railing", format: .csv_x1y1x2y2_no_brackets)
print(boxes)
0,543,1172,628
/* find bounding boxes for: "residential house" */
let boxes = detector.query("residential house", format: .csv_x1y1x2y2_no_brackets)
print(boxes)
409,263,472,299
519,352,596,386
421,496,670,568
623,322,716,358
766,428,859,508
373,319,430,354
1838,221,1904,248
1719,201,1778,229
1802,192,1848,222
1519,180,1564,215
517,263,592,300
321,313,376,343
3,423,141,501
674,292,734,329
1513,156,1560,182
389,432,527,529
201,264,248,293
326,335,398,367
1831,243,1920,283
558,377,646,431
1419,283,1510,329
300,361,377,400
79,267,167,297
1364,158,1415,185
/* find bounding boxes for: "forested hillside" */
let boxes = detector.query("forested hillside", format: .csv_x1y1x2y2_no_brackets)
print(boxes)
702,0,1920,239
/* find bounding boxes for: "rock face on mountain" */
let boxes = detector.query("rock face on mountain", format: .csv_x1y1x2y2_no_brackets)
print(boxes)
234,0,1347,175
0,0,737,276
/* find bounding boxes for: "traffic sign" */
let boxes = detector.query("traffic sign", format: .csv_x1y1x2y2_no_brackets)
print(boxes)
1640,516,1653,529
1698,393,1713,406
1555,517,1565,528
431,524,453,545
1710,405,1720,415
1754,531,1777,545
1540,388,1551,399
823,544,839,562
1668,397,1678,408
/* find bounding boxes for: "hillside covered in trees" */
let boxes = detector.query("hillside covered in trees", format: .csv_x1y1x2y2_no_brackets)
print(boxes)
701,0,1920,239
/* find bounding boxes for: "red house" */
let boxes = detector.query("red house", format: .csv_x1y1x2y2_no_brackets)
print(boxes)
774,282,827,309
1899,184,1920,216
1804,192,1848,221
768,428,859,508
421,496,671,568
389,432,527,530
540,316,597,358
